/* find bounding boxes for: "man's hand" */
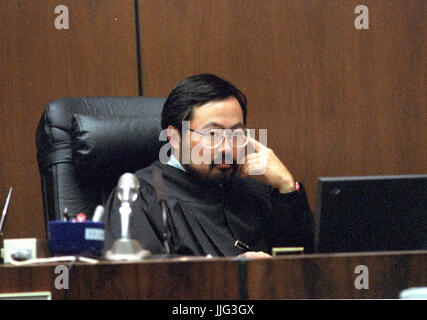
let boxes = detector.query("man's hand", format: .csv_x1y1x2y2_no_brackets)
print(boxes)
237,251,271,259
238,137,296,193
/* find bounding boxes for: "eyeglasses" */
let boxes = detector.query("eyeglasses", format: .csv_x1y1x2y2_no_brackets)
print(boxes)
188,128,249,149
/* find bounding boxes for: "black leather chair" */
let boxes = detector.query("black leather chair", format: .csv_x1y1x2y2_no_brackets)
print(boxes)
36,96,166,233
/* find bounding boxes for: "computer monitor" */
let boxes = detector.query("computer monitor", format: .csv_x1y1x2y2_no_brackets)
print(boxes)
315,174,427,253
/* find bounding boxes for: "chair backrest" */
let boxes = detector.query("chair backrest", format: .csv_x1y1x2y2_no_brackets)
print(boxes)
36,96,166,231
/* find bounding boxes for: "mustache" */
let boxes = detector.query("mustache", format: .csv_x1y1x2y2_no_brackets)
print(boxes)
210,153,237,169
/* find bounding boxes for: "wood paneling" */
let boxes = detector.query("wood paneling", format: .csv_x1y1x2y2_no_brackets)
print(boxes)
138,0,426,210
0,258,241,299
61,258,240,299
247,251,427,299
0,0,139,239
0,252,425,299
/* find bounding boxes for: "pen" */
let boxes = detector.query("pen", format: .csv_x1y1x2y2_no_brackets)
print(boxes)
92,205,105,222
0,187,13,232
234,240,252,252
63,207,70,221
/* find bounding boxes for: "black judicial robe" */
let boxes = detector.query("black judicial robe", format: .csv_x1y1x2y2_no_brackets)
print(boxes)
103,161,315,256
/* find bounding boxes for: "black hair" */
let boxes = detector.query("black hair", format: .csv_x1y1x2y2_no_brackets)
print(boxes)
161,74,247,130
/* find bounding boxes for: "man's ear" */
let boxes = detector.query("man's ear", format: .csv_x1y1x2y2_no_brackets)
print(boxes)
167,125,181,151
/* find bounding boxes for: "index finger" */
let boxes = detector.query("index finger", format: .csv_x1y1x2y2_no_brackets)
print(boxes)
246,136,267,153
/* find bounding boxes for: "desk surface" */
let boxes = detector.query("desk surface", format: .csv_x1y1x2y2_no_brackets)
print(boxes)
0,250,425,299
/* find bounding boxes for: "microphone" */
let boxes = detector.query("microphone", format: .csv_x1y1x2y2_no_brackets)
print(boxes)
152,168,171,254
105,172,151,261
117,173,140,239
117,173,140,204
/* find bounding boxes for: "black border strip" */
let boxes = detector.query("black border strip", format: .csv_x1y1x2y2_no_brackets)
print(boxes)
134,0,143,96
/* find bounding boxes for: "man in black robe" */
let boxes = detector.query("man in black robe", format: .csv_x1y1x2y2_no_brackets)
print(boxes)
103,74,314,257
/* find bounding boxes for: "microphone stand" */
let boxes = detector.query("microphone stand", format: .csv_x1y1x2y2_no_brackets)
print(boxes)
105,174,151,261
105,201,151,261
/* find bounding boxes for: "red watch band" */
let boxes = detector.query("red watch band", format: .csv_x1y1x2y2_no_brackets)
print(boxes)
295,181,301,193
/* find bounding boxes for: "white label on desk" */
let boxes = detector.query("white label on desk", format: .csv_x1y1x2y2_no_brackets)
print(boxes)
85,228,105,241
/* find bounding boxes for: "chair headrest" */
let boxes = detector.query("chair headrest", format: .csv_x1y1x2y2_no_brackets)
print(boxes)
36,96,167,185
71,113,164,182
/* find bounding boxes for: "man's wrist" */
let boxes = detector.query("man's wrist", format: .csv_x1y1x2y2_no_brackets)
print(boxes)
278,179,297,194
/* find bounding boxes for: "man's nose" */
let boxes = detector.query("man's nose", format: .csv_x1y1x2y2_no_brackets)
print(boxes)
219,134,234,154
215,137,235,165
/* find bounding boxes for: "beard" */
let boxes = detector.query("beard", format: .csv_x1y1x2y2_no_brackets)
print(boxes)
183,153,239,186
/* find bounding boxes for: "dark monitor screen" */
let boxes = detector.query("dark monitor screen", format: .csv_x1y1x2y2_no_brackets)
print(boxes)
315,174,427,253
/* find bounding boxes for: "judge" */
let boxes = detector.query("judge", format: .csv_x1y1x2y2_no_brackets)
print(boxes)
103,74,314,257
